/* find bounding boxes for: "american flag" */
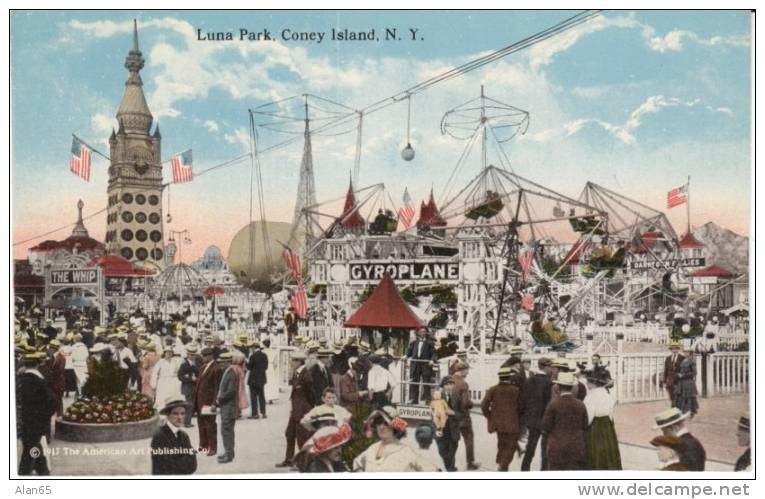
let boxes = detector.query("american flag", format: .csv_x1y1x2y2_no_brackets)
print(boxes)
171,150,194,183
667,184,688,209
518,249,536,280
291,283,308,320
282,248,301,280
70,136,91,182
398,188,415,230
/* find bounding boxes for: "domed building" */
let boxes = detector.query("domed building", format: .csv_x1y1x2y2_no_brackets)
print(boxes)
191,245,239,288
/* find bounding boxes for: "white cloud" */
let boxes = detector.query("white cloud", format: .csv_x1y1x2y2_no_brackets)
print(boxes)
642,26,750,52
90,112,118,149
204,120,219,133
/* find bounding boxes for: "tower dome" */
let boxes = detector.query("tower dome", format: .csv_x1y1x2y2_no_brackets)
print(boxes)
116,19,153,133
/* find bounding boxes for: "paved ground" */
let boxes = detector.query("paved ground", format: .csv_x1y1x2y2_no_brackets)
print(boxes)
28,391,746,475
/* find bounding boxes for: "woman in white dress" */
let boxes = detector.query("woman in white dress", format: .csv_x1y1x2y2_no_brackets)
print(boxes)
263,339,280,402
353,406,438,473
150,349,181,409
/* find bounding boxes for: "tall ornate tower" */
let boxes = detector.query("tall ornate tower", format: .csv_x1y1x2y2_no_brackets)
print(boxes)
105,20,165,268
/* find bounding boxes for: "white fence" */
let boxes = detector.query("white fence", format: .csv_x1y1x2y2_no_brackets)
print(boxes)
581,324,748,349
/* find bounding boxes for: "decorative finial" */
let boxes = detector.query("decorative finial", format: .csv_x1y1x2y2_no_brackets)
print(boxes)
71,199,89,238
133,19,139,52
77,199,84,221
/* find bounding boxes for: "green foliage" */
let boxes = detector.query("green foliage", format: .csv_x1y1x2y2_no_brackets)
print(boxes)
341,399,377,467
81,356,127,399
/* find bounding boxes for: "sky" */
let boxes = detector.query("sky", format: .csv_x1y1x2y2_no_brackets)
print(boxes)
11,10,752,262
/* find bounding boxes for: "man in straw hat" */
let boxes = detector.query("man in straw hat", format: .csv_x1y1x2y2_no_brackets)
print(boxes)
650,435,687,471
542,371,588,470
653,407,706,471
216,350,238,463
276,351,313,468
734,415,750,471
451,359,480,470
481,366,522,471
150,397,198,475
17,351,56,475
662,339,685,403
193,346,222,457
521,357,553,471
367,349,396,410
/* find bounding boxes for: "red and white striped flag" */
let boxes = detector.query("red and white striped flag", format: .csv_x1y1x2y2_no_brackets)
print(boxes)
70,136,91,182
282,248,301,280
291,283,308,320
171,149,194,183
518,249,536,280
521,294,535,312
398,188,415,230
667,184,688,209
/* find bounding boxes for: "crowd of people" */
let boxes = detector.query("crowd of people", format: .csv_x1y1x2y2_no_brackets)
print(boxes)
14,309,751,475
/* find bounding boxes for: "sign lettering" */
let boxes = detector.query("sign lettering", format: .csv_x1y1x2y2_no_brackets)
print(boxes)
631,258,705,270
348,261,459,283
49,269,99,285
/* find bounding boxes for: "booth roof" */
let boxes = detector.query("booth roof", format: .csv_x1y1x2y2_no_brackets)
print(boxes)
344,272,425,330
88,255,156,277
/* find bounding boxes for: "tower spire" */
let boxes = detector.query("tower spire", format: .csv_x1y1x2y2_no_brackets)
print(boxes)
133,19,139,52
71,199,89,238
117,19,152,133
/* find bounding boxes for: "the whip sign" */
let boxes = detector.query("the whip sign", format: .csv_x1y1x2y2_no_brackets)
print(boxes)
49,269,99,285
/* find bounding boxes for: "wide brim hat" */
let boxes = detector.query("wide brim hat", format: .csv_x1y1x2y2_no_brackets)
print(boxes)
185,344,199,354
141,342,157,352
364,406,407,433
309,423,353,455
668,339,682,349
554,372,576,386
497,366,514,379
159,397,190,416
23,351,47,361
650,434,685,453
551,358,569,370
200,346,214,356
652,407,691,429
304,407,338,427
249,340,261,349
449,360,469,375
218,350,233,361
318,348,334,357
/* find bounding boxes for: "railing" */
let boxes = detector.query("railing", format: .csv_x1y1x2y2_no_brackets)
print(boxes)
706,352,749,397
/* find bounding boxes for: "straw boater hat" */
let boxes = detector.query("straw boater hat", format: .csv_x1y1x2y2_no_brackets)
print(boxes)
358,340,371,353
668,339,682,349
141,342,156,352
185,344,199,354
449,359,469,375
159,396,190,416
306,341,320,354
23,351,47,361
650,435,685,454
652,407,690,429
200,346,214,357
509,345,525,356
554,372,576,386
497,366,514,380
218,350,233,361
738,415,750,431
309,423,353,455
303,406,338,429
333,340,344,353
291,350,307,361
249,340,261,349
318,347,334,357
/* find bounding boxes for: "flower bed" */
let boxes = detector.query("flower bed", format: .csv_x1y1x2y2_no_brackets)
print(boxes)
63,391,156,424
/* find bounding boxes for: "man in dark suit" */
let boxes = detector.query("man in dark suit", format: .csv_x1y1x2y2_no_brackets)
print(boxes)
309,349,332,406
405,329,437,404
663,341,685,403
542,372,589,470
481,366,523,471
276,351,313,468
216,351,238,463
521,357,553,471
435,376,462,472
17,352,57,475
177,345,199,428
150,397,198,475
246,341,269,419
193,347,222,456
655,407,706,471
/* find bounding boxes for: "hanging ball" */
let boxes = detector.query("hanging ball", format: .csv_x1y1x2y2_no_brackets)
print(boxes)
713,315,718,322
639,314,645,320
681,324,691,333
401,143,415,161
166,213,172,223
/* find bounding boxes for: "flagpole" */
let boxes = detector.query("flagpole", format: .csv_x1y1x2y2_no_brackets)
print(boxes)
686,175,691,235
73,134,110,161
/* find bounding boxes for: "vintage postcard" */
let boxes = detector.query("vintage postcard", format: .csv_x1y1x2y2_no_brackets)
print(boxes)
11,9,752,478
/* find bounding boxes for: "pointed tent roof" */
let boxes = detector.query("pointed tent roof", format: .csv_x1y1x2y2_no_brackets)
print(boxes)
338,179,366,230
689,265,734,278
117,19,153,134
677,232,704,249
416,189,446,227
29,200,104,253
344,273,425,329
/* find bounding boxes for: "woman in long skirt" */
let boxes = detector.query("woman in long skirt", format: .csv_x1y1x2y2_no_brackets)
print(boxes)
150,349,180,409
584,370,622,470
672,350,699,417
141,343,160,401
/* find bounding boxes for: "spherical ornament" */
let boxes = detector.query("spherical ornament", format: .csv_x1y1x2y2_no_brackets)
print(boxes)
639,314,645,320
401,143,415,161
681,324,691,333
713,315,718,322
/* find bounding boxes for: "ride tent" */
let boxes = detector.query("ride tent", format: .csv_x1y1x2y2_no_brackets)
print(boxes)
344,272,425,355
